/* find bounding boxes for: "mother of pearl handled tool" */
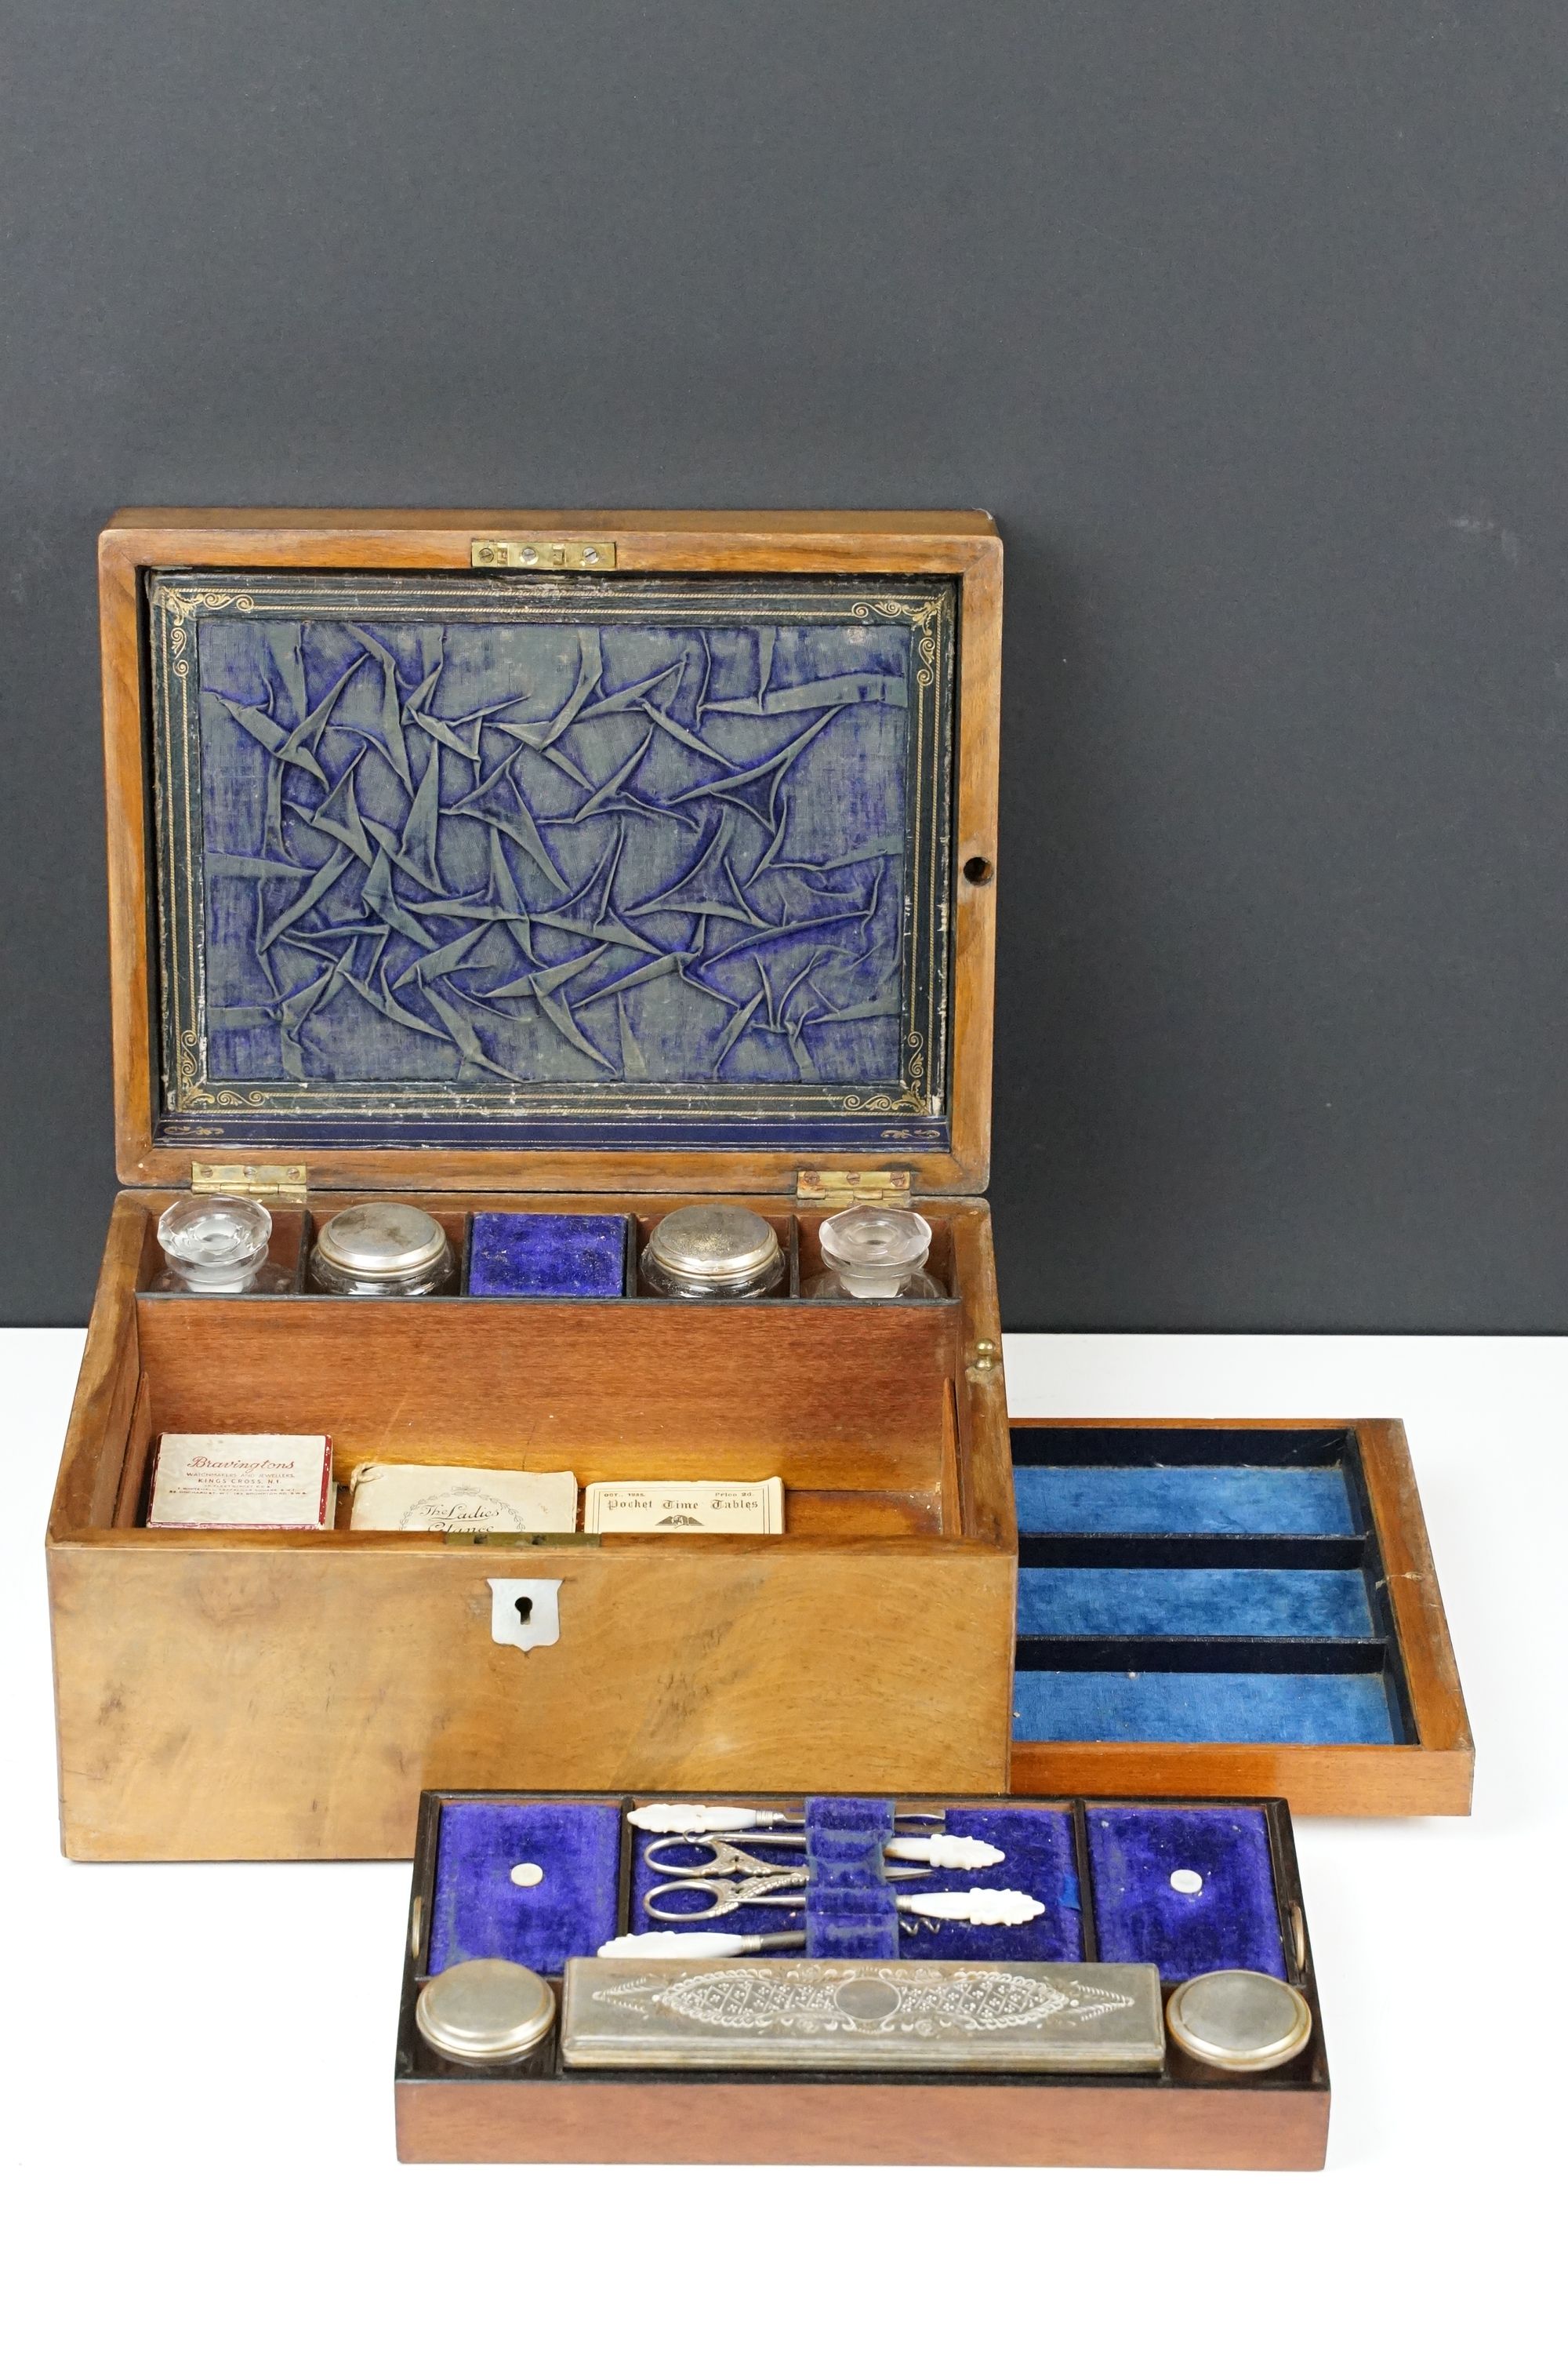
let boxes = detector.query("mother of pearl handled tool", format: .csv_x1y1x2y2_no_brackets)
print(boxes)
598,1930,808,1959
646,1881,1046,1926
634,1820,1002,1870
907,1888,1044,1925
626,1805,942,1835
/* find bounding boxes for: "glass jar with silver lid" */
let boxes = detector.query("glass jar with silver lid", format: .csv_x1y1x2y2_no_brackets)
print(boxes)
640,1203,787,1300
310,1201,456,1297
803,1205,943,1300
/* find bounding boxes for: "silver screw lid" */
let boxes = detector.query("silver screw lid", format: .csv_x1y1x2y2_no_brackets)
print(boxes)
313,1201,450,1280
645,1203,783,1284
415,1957,557,2065
1165,1971,1313,2073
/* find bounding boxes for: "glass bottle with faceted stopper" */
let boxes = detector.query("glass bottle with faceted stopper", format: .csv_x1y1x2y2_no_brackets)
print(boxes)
804,1205,942,1300
155,1194,274,1294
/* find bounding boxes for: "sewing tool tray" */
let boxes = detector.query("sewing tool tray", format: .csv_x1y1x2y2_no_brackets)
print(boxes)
395,1786,1330,2168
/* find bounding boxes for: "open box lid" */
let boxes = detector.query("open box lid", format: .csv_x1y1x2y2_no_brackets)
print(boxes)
101,510,1001,1195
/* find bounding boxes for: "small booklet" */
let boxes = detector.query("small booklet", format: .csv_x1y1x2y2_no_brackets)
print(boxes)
583,1478,785,1534
348,1462,579,1534
147,1434,336,1531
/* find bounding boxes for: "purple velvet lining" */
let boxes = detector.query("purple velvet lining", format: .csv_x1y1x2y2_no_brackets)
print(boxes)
427,1801,622,1977
1086,1806,1286,1981
630,1802,1091,1963
804,1796,895,1840
902,1806,1086,1964
467,1211,628,1298
808,1883,901,1957
803,1797,897,1953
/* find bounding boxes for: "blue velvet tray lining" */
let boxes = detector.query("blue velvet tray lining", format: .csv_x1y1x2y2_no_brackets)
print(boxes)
427,1796,1292,1984
1009,1447,1405,1745
1014,1669,1398,1744
1018,1565,1375,1640
1013,1463,1358,1538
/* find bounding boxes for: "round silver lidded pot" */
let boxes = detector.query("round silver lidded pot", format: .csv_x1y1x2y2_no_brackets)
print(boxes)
1164,1970,1314,2073
156,1193,274,1294
640,1203,786,1300
415,1957,557,2066
310,1201,455,1297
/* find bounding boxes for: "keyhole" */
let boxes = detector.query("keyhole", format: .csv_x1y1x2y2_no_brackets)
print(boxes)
514,1594,533,1626
963,854,994,886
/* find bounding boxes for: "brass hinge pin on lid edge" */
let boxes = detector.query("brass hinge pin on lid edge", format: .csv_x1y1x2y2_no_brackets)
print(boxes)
471,538,616,572
191,1162,309,1203
795,1169,913,1211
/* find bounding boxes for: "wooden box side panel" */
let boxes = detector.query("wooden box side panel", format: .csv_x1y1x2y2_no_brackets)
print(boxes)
1009,1737,1472,1816
1356,1419,1473,1765
46,1197,147,1537
394,2077,1329,2170
131,1293,960,1500
49,1533,1015,1859
100,510,1001,1194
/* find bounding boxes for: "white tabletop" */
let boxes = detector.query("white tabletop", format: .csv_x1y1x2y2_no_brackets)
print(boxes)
5,1330,1561,2353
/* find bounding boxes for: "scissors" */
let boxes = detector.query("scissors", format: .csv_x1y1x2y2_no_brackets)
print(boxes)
641,1836,930,1923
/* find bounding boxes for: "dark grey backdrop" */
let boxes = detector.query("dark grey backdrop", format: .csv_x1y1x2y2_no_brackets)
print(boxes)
3,2,1563,1330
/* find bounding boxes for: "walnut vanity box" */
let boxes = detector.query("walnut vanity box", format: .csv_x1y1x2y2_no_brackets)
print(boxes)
49,509,1014,1861
45,508,1471,1863
395,1786,1330,2169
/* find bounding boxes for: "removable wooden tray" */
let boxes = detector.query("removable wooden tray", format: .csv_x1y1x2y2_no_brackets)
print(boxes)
394,1788,1330,2170
1007,1420,1472,1816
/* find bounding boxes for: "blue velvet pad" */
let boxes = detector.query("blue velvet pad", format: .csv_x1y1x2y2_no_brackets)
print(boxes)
1013,1464,1357,1537
805,1796,895,1841
801,1798,898,1955
467,1211,628,1299
1014,1669,1397,1743
427,1801,621,1977
902,1808,1085,1965
1087,1807,1286,1981
808,1883,901,1959
1017,1565,1374,1639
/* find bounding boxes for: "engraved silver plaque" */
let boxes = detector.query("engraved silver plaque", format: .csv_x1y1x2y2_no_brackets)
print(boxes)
560,1957,1165,2074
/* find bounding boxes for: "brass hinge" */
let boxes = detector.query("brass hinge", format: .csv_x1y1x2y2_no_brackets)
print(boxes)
471,536,616,572
190,1161,308,1203
795,1169,913,1211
